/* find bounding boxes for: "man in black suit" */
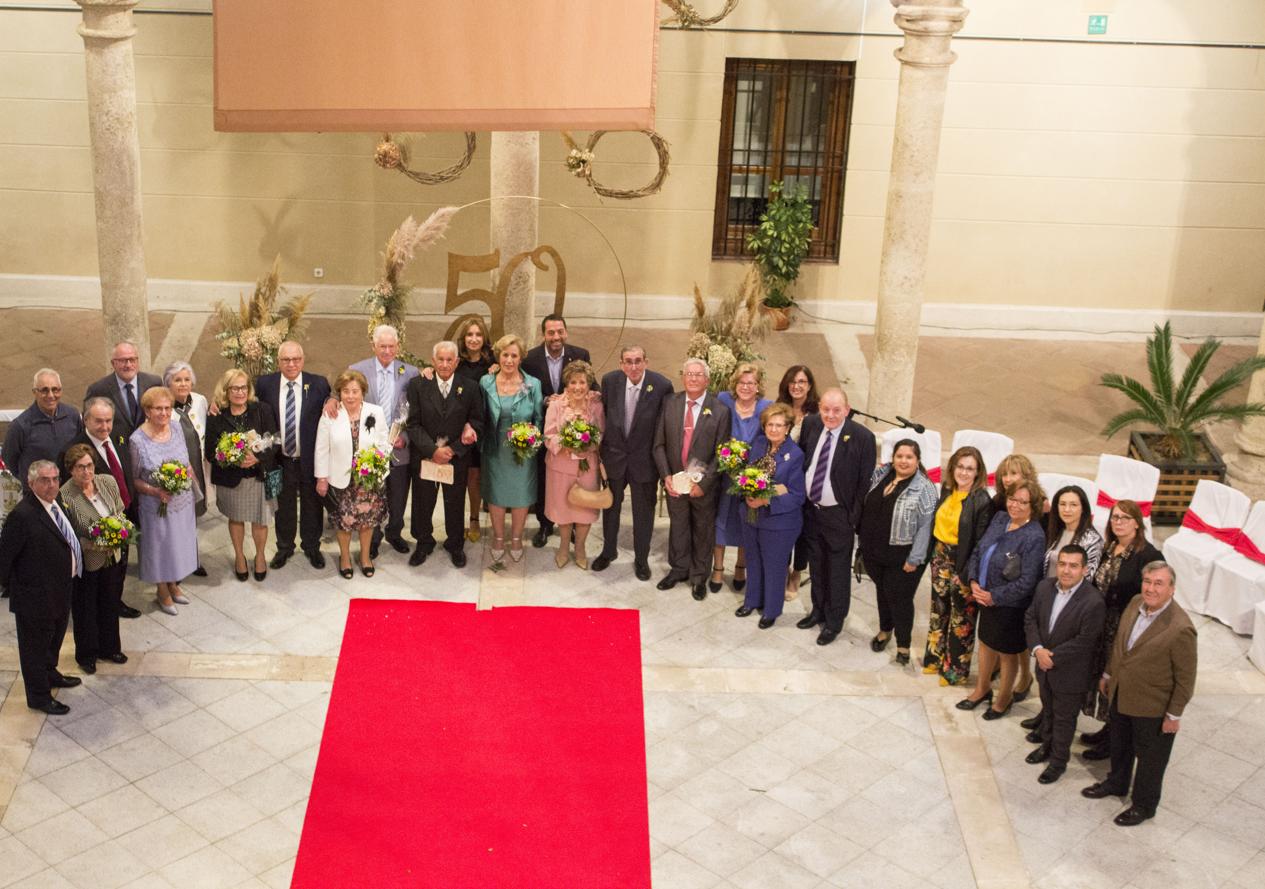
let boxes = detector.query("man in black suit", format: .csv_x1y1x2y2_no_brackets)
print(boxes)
798,388,875,645
591,345,673,581
652,358,731,600
256,341,331,570
83,340,161,442
405,341,485,569
521,314,591,548
0,460,82,714
1023,544,1105,784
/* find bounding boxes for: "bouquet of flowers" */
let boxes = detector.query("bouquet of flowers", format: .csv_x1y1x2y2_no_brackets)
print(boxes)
351,446,391,491
212,430,276,467
729,465,778,522
559,417,602,472
152,461,192,517
506,422,543,466
715,438,750,475
86,513,138,564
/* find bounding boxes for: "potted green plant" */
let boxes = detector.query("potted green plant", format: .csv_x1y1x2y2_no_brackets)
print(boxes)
746,180,814,330
1100,321,1265,522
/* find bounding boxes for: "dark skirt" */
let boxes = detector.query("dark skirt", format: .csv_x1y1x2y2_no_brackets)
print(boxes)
977,604,1027,654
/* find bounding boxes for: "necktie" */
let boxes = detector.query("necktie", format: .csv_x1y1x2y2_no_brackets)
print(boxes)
125,382,139,425
809,430,833,503
380,367,394,422
624,384,638,436
284,381,297,457
103,441,131,509
51,503,82,578
439,378,450,399
681,400,697,466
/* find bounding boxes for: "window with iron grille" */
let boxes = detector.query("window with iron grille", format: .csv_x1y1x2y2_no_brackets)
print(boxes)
712,58,855,262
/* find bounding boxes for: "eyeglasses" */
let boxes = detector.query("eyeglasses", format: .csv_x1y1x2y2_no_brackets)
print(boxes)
112,357,138,364
227,385,249,393
278,357,303,364
1109,514,1135,523
34,387,62,395
73,462,94,471
682,371,707,378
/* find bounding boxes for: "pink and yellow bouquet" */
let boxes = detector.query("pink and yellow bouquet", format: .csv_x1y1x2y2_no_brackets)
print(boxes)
716,438,750,475
729,465,778,522
151,461,192,517
559,417,601,472
506,422,543,466
351,446,391,491
87,513,138,564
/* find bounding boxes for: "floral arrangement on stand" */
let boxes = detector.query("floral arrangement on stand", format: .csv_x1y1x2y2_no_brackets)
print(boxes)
360,207,459,367
685,263,768,392
214,257,313,379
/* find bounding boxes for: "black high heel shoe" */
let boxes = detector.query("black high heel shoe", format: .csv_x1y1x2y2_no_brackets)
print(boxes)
870,632,891,653
253,566,267,582
339,559,354,580
360,564,375,578
234,558,248,582
982,701,1013,721
955,690,993,711
709,564,724,593
1012,677,1034,703
732,565,746,592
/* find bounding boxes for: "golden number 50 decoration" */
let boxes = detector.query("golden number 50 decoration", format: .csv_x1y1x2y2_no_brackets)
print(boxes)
560,130,671,200
444,246,567,342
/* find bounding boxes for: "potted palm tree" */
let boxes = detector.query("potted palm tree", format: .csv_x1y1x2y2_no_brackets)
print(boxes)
746,180,814,331
1101,321,1265,522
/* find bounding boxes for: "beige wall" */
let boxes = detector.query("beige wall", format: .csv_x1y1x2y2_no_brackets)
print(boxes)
0,1,1263,316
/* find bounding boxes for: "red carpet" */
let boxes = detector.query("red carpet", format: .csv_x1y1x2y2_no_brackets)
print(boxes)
292,600,651,888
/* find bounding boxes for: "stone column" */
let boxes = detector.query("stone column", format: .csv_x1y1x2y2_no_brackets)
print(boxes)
490,131,540,343
865,1,968,423
1226,317,1265,499
76,0,151,367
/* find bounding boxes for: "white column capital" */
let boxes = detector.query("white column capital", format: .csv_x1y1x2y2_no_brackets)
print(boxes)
892,3,969,68
75,0,138,42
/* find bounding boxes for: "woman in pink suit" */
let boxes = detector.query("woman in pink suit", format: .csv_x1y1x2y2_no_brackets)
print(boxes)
544,361,604,570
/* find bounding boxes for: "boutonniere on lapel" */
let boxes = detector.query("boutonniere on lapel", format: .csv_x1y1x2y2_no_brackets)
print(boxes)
783,453,790,462
457,386,463,395
396,365,405,376
117,435,125,446
303,383,310,394
702,408,712,417
844,435,851,442
645,384,653,393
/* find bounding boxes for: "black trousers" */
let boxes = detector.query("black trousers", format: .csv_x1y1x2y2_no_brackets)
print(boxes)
533,449,552,531
665,490,717,584
1106,694,1177,813
410,463,466,554
599,475,658,566
805,505,856,633
864,555,926,649
16,610,70,707
377,463,411,542
71,563,124,665
274,454,325,554
1037,671,1083,768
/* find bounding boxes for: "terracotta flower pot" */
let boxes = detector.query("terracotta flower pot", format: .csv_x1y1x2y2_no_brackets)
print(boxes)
763,304,792,331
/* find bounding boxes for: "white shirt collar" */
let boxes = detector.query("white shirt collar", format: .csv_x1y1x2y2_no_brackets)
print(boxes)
1139,598,1172,619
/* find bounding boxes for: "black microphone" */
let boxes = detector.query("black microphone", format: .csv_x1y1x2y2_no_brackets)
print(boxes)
896,416,925,434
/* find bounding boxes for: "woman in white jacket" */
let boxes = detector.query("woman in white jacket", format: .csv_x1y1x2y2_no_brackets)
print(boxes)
315,370,388,579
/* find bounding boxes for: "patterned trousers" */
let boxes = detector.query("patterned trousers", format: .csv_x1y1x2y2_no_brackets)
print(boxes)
922,540,977,685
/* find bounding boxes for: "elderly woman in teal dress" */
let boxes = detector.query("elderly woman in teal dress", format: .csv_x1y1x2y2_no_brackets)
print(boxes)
479,333,543,564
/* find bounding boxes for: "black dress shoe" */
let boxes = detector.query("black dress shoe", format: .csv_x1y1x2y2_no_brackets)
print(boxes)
816,628,839,646
1113,805,1155,827
1025,729,1045,744
797,613,823,630
1038,765,1065,785
306,550,327,569
532,526,552,548
1081,726,1109,745
449,550,467,568
1082,744,1111,761
657,574,684,591
591,554,613,572
981,703,1012,721
735,606,754,617
269,550,292,570
49,675,82,689
1025,744,1051,764
1081,782,1127,800
29,700,70,715
956,691,993,711
118,603,141,619
104,653,128,664
409,548,429,567
758,617,776,630
77,661,97,675
386,536,409,554
192,565,208,577
634,562,651,582
1020,713,1044,731
691,582,707,601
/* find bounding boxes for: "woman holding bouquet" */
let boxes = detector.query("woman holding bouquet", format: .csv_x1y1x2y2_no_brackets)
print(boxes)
129,386,200,614
59,444,129,672
544,361,604,569
205,369,278,582
479,334,543,563
734,403,805,628
315,370,388,579
712,363,773,593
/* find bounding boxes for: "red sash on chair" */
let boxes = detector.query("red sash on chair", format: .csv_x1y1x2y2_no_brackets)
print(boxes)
1180,511,1241,546
927,467,942,484
1096,490,1153,518
1233,532,1265,566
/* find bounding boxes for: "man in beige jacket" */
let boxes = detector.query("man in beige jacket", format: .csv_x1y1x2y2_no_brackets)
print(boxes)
1081,561,1197,826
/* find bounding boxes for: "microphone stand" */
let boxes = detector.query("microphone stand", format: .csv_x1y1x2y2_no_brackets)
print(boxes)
848,408,926,435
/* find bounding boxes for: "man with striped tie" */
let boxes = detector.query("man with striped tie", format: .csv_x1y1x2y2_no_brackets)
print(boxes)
0,460,82,714
257,342,332,570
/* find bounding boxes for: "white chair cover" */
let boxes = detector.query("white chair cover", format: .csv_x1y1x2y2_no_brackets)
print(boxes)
1165,480,1250,614
881,428,943,484
1038,473,1099,510
1249,602,1265,671
1206,501,1265,635
1091,454,1161,536
949,430,1014,491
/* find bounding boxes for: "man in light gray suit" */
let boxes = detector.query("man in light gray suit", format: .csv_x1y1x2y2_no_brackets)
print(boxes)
652,358,731,601
346,325,420,557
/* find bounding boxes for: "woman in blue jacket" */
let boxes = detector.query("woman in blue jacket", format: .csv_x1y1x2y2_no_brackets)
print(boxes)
735,403,805,628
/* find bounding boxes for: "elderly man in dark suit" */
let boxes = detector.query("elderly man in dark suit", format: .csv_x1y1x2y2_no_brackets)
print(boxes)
592,345,673,581
521,314,591,548
3,368,82,489
258,341,332,570
797,388,875,646
1082,561,1197,826
405,340,485,569
1023,544,1105,784
652,358,731,600
0,460,82,714
83,340,161,442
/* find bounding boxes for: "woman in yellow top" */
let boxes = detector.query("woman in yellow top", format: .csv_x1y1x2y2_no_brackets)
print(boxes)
922,446,995,685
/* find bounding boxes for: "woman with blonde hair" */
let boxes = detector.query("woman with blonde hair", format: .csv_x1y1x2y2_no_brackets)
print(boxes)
543,360,604,569
479,333,543,563
711,362,772,592
992,452,1044,700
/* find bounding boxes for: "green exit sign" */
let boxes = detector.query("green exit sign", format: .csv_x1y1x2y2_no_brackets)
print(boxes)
1088,14,1108,35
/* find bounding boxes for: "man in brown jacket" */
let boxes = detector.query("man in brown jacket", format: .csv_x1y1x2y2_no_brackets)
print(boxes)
1081,561,1197,826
